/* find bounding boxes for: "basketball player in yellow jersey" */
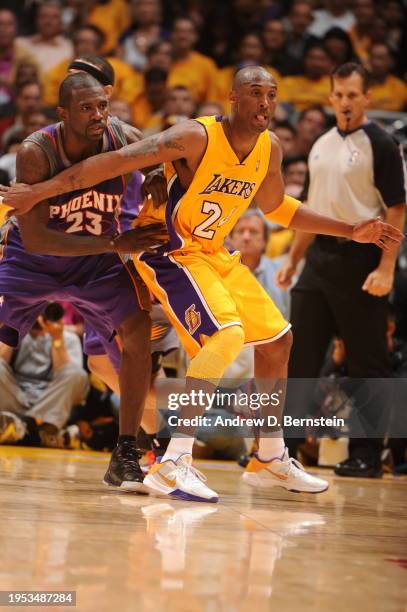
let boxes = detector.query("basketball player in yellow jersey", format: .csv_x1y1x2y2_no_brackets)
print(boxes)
1,67,403,503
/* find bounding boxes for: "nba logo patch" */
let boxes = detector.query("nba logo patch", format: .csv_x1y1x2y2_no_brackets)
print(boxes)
185,304,201,335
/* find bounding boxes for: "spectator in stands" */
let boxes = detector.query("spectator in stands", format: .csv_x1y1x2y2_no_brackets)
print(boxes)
0,9,37,108
0,134,22,183
262,18,301,76
13,59,40,90
282,155,308,198
277,63,406,478
380,0,404,54
168,17,219,103
348,0,376,65
1,112,48,181
146,40,173,72
217,32,282,112
308,0,355,37
0,305,89,449
230,209,291,320
284,1,317,67
296,105,329,156
163,85,195,125
0,81,43,148
120,0,164,71
282,43,333,111
324,27,357,70
110,99,133,124
274,120,298,159
87,0,131,55
197,102,224,117
44,26,143,108
131,67,168,130
16,1,73,76
368,42,407,111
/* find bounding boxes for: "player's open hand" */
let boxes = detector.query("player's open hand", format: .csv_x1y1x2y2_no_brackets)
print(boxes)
141,168,168,208
113,223,168,253
351,217,404,249
0,183,38,216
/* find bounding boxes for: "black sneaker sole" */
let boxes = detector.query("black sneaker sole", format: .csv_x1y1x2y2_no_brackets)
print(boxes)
102,477,149,494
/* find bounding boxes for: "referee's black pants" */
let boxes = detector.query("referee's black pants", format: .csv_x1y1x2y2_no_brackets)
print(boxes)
287,237,392,462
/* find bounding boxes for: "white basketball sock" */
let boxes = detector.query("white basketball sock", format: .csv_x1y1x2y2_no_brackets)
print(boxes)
258,431,285,462
161,436,195,462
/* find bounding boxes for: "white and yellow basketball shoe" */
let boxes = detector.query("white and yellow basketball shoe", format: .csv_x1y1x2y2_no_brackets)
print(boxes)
242,449,329,494
143,454,219,503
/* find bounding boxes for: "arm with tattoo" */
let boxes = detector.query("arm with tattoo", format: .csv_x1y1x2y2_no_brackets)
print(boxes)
3,121,206,215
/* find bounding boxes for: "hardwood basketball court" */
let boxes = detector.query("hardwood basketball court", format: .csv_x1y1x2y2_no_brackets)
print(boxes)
0,446,406,611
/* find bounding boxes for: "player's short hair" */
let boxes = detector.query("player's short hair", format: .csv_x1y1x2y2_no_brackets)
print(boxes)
68,55,115,86
331,62,371,91
58,72,104,108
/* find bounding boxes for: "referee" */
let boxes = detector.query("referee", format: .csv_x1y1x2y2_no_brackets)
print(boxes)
277,62,406,478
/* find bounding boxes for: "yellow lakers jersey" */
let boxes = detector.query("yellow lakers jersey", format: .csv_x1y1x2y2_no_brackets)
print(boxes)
136,115,271,253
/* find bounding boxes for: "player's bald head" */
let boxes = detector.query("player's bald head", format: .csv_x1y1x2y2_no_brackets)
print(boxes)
232,66,276,91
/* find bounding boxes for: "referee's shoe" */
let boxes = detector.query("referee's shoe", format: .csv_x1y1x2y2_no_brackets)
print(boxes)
334,456,383,478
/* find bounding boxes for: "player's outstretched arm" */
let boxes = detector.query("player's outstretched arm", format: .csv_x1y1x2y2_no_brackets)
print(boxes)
255,134,404,249
16,142,168,256
0,120,206,216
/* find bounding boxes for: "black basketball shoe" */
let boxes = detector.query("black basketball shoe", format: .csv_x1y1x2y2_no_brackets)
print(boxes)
103,440,148,493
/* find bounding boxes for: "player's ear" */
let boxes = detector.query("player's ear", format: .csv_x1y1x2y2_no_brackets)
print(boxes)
229,88,238,105
57,105,67,121
364,87,371,107
104,84,113,99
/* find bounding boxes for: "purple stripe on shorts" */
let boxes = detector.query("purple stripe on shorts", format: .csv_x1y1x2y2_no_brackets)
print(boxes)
139,251,219,344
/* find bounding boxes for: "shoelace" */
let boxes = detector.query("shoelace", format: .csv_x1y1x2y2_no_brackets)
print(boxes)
119,442,143,470
281,456,305,477
175,461,207,484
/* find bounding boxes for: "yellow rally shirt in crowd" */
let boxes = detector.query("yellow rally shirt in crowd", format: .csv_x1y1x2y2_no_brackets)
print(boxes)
368,76,407,112
167,51,219,103
280,75,331,111
88,0,131,54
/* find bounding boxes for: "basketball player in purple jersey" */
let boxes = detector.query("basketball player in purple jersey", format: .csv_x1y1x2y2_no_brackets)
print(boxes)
0,72,167,490
62,55,177,454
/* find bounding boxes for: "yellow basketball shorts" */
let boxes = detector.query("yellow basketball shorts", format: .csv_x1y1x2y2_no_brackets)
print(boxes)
134,248,291,358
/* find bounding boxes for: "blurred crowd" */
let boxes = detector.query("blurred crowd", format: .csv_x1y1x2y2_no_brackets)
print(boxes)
0,0,406,474
0,0,406,174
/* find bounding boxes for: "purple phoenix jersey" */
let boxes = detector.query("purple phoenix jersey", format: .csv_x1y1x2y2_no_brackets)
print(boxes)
0,117,149,353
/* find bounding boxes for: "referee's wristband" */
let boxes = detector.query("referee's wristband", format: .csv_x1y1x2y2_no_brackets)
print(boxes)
265,195,301,227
